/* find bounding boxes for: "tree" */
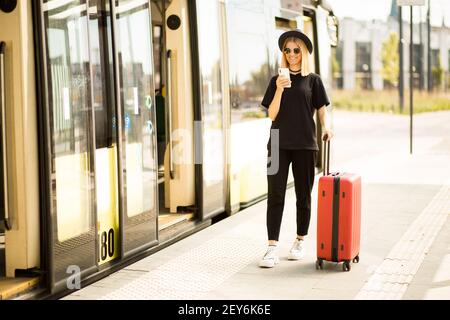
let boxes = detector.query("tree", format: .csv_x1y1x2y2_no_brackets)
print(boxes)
331,47,341,76
432,55,443,90
381,32,399,87
331,47,342,89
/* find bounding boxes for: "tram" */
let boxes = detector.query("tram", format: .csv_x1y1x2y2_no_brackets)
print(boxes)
0,0,338,299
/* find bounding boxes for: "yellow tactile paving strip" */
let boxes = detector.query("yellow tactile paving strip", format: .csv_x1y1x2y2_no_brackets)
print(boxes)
0,277,40,300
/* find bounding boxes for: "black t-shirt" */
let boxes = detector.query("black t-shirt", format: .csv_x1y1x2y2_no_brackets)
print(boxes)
261,73,330,151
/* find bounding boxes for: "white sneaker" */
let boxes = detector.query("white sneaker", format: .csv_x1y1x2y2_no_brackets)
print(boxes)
288,239,305,260
259,246,280,268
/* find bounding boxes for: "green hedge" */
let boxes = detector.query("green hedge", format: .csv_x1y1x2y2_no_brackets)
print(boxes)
332,90,450,114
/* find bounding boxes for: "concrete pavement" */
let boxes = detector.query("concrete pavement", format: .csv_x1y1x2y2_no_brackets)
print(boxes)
63,110,450,300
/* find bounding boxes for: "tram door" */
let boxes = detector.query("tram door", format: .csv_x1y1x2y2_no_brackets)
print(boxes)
150,0,197,228
194,0,227,220
151,0,227,224
38,0,158,291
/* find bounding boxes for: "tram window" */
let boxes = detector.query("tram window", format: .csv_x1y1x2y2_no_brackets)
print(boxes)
303,15,316,73
114,0,156,219
44,3,94,241
152,25,162,91
89,10,116,150
275,17,297,30
226,2,270,122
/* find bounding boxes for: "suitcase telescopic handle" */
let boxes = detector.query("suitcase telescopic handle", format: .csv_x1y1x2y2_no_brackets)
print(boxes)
323,139,330,176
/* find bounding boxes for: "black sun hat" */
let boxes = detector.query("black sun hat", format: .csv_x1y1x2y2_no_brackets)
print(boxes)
278,29,313,54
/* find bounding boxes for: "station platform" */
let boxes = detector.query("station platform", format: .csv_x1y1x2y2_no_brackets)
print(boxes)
63,110,450,300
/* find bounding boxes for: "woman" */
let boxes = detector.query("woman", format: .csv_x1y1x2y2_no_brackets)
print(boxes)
259,30,334,268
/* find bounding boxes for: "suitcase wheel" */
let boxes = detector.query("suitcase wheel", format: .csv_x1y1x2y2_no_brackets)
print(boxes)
315,259,324,270
352,255,360,264
343,261,351,272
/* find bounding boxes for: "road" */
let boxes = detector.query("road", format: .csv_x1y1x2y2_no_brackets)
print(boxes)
330,109,450,170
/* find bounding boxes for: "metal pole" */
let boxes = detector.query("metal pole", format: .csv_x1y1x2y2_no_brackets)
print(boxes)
399,5,404,113
410,6,414,154
419,7,423,90
110,0,126,258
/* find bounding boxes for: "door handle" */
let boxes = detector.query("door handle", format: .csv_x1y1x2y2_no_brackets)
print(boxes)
166,50,174,179
0,41,11,230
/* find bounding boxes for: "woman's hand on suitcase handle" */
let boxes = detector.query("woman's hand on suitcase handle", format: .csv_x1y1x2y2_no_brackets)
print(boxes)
322,128,334,142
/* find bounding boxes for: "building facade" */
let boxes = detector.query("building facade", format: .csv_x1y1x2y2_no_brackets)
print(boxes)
335,3,450,91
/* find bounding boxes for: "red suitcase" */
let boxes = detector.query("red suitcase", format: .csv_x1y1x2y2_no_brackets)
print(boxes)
316,142,361,271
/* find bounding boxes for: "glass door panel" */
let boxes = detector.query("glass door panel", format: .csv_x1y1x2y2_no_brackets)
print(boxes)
114,0,158,254
42,0,97,288
40,0,158,289
196,0,226,219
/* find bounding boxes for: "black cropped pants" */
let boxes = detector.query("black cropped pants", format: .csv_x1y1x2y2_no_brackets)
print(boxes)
266,148,317,241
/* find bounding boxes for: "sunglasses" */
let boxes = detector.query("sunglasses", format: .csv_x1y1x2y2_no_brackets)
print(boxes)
284,47,301,55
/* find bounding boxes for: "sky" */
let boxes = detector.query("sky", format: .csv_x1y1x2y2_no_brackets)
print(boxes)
326,0,450,27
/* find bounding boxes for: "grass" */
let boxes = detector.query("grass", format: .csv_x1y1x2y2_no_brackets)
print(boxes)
243,110,267,119
331,90,450,114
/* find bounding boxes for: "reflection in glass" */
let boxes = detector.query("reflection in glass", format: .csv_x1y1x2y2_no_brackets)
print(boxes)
115,0,156,223
109,0,158,253
44,0,94,241
303,16,316,73
224,1,273,207
226,0,269,123
197,0,224,188
195,0,226,217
